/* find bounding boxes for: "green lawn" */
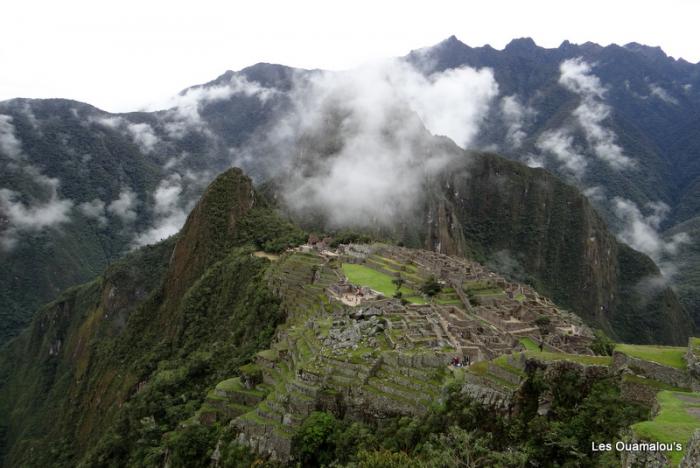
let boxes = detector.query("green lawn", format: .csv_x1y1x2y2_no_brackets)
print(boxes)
632,391,700,465
524,350,612,366
341,263,424,304
519,337,539,351
615,344,688,369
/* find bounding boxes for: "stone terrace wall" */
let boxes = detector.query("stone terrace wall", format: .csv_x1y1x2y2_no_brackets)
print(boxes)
620,378,664,407
613,351,692,389
681,429,700,467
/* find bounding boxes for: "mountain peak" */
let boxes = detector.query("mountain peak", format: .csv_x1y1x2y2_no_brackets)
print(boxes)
435,34,470,51
505,37,538,51
164,168,257,306
624,42,669,61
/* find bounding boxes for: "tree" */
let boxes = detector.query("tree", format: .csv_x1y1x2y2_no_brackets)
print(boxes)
392,276,405,299
292,411,338,467
534,316,552,337
420,276,442,298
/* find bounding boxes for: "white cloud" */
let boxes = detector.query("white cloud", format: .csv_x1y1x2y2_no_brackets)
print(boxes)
524,154,545,168
78,198,107,226
0,185,74,250
536,129,587,179
253,60,497,228
393,63,499,148
582,185,606,203
156,75,278,139
107,187,138,223
132,174,189,246
500,95,534,149
126,122,159,153
559,58,634,170
559,59,606,98
0,114,76,250
0,114,24,161
94,116,160,153
612,197,690,269
649,83,678,105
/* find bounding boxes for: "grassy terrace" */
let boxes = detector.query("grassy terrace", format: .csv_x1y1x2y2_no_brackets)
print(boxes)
632,391,700,465
519,337,539,351
623,374,691,393
467,360,519,389
341,263,426,304
615,344,687,369
524,350,612,366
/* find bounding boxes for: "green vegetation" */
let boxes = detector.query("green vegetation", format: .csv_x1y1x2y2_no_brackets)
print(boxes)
0,171,305,467
524,350,612,366
234,207,306,253
419,275,442,298
632,391,700,465
288,369,647,467
341,263,424,304
622,374,691,393
519,337,539,351
615,344,687,369
590,330,616,356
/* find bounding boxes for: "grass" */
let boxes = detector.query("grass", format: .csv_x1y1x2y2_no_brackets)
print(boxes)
690,337,700,355
622,374,691,393
341,263,424,304
632,391,700,465
519,337,539,351
467,361,518,389
492,354,526,377
524,350,612,366
252,251,280,261
615,344,688,369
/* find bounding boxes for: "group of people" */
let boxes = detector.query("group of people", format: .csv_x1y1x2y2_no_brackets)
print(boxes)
449,356,470,367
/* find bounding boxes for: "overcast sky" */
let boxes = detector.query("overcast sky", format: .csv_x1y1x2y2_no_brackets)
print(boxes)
2,0,699,113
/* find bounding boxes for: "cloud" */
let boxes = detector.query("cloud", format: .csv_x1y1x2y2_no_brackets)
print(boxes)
536,129,587,179
559,58,634,170
250,60,497,229
0,114,24,161
393,63,499,148
0,185,74,251
132,174,189,246
156,75,278,139
94,116,160,153
126,123,159,153
524,154,545,168
612,197,690,272
582,185,606,203
107,187,138,223
649,83,678,105
500,95,535,148
559,59,606,98
78,198,107,226
0,114,76,250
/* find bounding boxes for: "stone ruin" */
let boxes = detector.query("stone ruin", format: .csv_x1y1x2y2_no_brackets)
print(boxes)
331,244,594,363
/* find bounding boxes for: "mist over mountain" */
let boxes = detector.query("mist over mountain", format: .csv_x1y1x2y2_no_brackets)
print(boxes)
2,34,700,467
1,36,699,344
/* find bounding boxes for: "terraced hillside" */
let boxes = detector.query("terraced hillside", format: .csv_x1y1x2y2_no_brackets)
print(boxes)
194,243,601,460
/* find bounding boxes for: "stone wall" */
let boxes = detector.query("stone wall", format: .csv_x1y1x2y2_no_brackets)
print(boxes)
620,378,663,407
681,429,700,467
613,351,692,389
620,444,670,468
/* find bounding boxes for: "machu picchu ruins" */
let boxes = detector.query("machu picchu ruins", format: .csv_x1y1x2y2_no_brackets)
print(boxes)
191,241,650,461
